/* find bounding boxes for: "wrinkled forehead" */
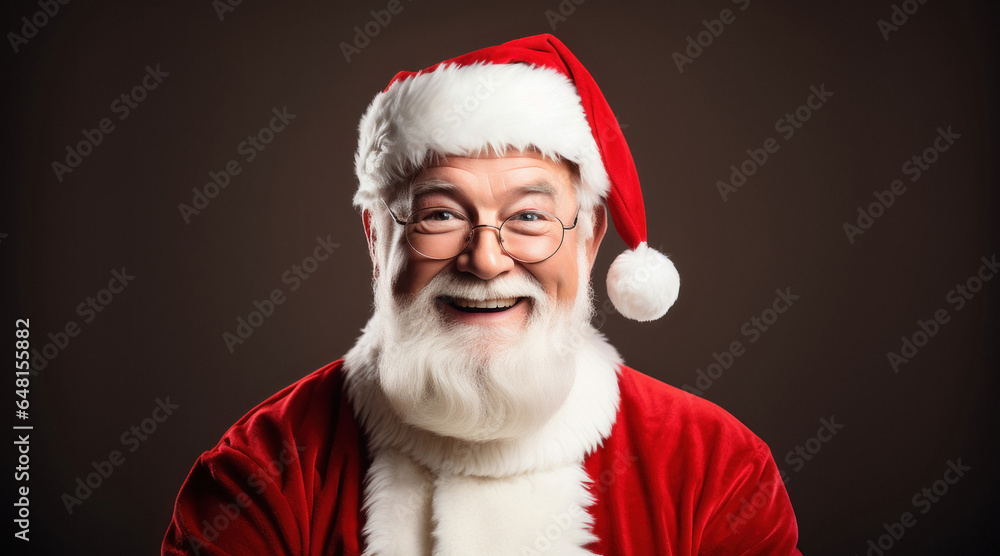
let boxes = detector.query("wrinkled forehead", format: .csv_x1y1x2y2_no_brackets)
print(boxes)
393,149,581,206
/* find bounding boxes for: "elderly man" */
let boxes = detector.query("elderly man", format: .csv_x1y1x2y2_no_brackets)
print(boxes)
163,34,801,555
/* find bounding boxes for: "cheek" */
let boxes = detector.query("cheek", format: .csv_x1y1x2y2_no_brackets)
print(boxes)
536,248,580,303
393,256,450,296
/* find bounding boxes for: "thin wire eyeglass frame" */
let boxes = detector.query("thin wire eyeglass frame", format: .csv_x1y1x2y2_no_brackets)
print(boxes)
381,198,579,263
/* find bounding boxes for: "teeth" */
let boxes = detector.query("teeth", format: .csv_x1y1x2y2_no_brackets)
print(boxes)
450,297,518,309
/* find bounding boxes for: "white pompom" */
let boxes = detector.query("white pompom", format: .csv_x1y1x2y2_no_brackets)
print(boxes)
606,242,680,322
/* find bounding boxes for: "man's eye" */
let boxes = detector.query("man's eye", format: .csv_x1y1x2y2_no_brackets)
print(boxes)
419,210,458,222
512,211,542,222
410,208,468,234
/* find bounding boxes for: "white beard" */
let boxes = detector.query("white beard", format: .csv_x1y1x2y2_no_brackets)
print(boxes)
368,255,595,443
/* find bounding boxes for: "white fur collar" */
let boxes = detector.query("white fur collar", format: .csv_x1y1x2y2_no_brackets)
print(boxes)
361,448,599,555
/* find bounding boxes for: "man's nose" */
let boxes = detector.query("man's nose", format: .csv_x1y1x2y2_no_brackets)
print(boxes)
454,225,515,280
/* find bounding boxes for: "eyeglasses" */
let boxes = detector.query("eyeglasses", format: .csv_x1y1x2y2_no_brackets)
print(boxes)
382,199,579,263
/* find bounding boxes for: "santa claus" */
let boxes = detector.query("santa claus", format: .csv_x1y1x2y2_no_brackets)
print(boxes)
163,34,802,555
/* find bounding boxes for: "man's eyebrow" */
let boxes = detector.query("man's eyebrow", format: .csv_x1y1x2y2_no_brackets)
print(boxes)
410,179,560,200
512,181,559,199
410,178,458,198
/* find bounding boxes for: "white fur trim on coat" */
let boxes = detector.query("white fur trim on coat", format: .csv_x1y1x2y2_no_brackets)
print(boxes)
362,449,597,555
360,450,434,555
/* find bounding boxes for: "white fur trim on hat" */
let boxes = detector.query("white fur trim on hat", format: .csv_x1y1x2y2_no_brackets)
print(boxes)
607,242,680,322
353,62,609,211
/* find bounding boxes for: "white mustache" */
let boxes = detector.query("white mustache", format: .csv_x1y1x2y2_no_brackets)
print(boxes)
421,273,548,305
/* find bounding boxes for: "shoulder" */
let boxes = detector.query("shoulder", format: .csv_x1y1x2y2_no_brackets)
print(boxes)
164,361,367,554
217,360,348,449
615,365,767,455
612,365,771,474
198,360,361,481
587,367,802,555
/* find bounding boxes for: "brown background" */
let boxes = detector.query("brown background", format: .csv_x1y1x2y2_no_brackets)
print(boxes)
3,0,998,553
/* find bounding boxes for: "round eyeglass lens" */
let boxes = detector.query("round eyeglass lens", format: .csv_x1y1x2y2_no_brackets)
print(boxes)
405,207,470,260
500,212,565,262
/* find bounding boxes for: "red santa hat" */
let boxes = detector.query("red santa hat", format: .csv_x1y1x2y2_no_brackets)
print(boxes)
354,34,680,321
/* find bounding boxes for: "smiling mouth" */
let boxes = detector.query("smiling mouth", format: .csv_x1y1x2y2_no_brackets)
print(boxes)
440,296,523,313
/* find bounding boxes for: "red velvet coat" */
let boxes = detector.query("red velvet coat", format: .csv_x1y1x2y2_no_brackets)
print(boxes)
162,361,801,555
